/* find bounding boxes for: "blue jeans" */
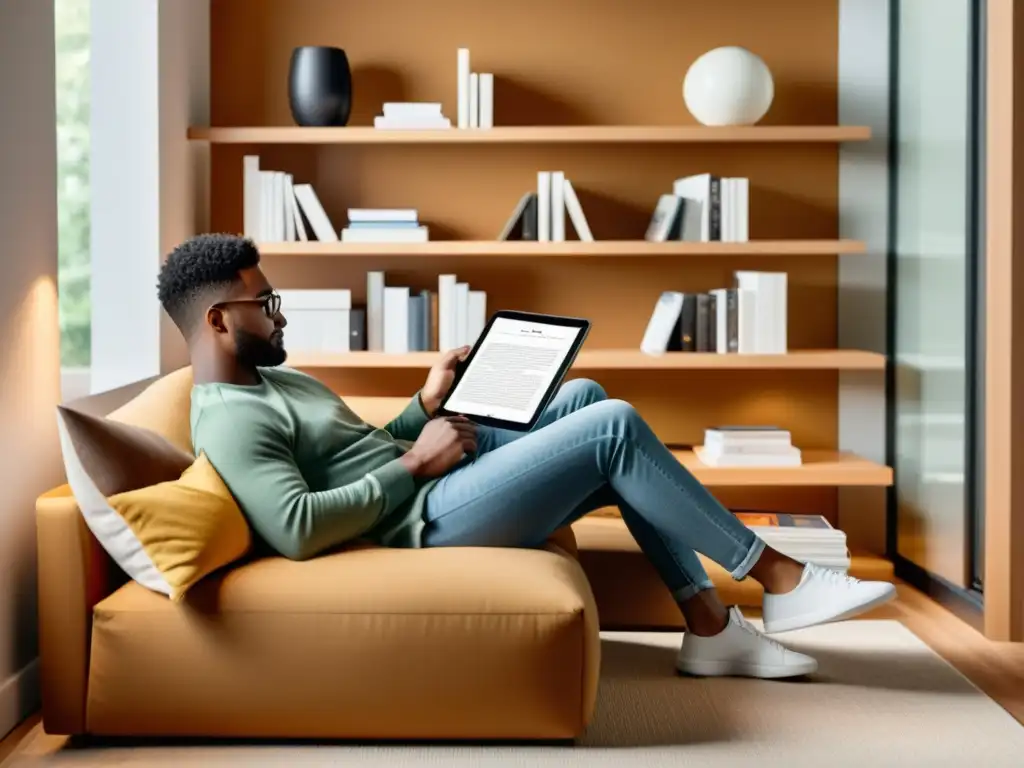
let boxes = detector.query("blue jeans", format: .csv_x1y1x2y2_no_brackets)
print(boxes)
423,379,765,603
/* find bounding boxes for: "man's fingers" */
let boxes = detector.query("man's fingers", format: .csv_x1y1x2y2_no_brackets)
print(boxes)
440,345,470,367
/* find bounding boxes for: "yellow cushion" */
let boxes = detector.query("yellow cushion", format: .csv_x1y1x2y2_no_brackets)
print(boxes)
106,452,251,601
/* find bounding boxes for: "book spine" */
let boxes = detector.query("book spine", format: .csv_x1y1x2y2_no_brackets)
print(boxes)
469,73,480,128
349,308,366,351
479,73,494,128
679,294,698,352
551,171,565,242
726,288,739,353
366,271,385,352
457,48,470,129
438,274,457,351
537,171,551,241
695,294,710,352
709,176,721,242
706,292,718,352
522,195,538,240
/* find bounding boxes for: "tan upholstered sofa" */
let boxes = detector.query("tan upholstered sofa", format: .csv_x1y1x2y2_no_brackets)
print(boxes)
36,368,601,740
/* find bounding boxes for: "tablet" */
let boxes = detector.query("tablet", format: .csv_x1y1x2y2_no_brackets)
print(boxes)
437,310,591,431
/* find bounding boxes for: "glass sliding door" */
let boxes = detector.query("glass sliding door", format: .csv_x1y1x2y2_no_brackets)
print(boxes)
890,0,984,593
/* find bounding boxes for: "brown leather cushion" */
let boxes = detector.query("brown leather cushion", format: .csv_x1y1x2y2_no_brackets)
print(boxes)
86,540,600,739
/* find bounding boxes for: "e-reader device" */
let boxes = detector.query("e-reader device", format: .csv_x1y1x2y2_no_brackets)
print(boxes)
437,310,591,431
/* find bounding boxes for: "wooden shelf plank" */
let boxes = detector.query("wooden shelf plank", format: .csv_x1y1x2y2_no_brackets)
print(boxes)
288,349,887,371
188,125,872,144
675,449,893,487
257,239,866,258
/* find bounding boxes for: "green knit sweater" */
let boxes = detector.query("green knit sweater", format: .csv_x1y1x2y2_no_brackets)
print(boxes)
190,366,436,559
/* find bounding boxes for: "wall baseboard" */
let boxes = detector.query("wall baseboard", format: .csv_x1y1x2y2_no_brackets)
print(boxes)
0,658,39,742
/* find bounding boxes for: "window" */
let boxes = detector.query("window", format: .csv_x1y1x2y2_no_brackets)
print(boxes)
54,0,91,393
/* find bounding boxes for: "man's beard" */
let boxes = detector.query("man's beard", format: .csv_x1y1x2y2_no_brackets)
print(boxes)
235,329,287,368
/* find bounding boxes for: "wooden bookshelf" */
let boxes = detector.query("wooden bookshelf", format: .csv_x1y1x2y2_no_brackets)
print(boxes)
679,449,892,487
287,349,886,371
188,125,871,145
257,239,866,258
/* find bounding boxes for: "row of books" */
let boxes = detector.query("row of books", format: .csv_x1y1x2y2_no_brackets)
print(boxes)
456,48,495,129
695,426,802,467
656,174,750,243
499,171,595,242
640,271,787,355
278,277,488,355
735,511,850,571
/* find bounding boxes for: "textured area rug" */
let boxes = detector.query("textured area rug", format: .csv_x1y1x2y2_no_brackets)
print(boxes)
12,621,1024,767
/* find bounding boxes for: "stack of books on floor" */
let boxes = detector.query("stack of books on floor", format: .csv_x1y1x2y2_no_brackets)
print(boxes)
647,173,749,242
373,101,452,129
498,171,594,242
695,426,802,467
341,209,429,243
734,511,851,571
639,271,787,355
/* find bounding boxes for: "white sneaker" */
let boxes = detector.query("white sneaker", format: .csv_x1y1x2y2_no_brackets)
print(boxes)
675,606,818,679
761,563,897,634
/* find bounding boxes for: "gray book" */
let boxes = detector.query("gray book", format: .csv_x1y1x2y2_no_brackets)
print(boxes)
419,289,431,350
408,295,425,351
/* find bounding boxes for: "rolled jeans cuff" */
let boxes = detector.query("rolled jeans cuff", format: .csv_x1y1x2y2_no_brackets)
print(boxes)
730,535,766,580
673,579,716,603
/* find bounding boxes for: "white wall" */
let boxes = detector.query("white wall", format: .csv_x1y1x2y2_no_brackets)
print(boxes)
90,0,209,393
0,1,64,739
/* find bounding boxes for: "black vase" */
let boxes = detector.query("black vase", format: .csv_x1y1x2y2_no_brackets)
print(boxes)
288,46,352,127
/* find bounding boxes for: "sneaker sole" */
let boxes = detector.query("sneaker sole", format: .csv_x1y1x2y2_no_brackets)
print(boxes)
675,658,818,679
762,585,897,634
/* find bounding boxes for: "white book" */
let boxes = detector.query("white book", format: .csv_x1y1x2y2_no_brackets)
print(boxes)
710,288,729,353
384,287,410,354
258,171,275,242
562,179,594,241
721,178,735,242
341,226,429,243
551,171,566,242
479,73,494,128
277,290,351,353
283,174,296,242
438,274,458,351
457,48,470,129
467,291,487,345
243,155,260,240
349,208,418,223
367,271,385,352
373,116,452,129
737,178,750,242
293,184,338,242
695,445,802,467
455,282,470,347
291,186,309,241
673,173,716,242
469,73,480,128
736,271,787,353
640,291,684,355
736,288,757,353
537,171,552,241
272,172,287,241
383,102,443,118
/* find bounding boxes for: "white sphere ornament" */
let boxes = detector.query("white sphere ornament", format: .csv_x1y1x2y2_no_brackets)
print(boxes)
683,46,775,126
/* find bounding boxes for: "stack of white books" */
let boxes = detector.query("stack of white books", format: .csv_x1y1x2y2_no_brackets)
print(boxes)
695,426,802,467
373,102,451,130
735,511,851,571
341,209,429,243
277,290,352,353
438,273,487,352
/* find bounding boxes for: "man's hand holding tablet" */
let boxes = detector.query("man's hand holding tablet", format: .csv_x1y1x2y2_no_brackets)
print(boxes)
436,310,591,431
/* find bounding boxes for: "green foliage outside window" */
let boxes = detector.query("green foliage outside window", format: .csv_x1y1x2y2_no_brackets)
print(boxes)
55,0,91,367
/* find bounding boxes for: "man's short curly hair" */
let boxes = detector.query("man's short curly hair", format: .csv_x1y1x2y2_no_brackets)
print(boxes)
157,233,261,335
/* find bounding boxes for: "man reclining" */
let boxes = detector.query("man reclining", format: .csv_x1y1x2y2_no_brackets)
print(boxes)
158,233,896,680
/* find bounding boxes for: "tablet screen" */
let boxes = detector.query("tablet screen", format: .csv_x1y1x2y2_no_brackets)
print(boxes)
442,316,585,424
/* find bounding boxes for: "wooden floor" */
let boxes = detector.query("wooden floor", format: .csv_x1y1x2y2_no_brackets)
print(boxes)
2,582,1022,765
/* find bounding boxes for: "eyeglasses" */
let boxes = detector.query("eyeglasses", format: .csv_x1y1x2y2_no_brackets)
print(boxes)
210,292,282,319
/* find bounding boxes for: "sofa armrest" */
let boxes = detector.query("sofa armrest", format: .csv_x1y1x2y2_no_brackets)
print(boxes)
36,484,125,735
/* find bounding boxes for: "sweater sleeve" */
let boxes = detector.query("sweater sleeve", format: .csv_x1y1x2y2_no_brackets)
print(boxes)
194,402,416,561
383,392,433,441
